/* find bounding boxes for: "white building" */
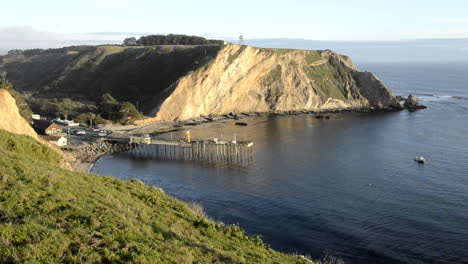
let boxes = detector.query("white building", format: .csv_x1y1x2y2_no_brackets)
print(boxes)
42,135,68,147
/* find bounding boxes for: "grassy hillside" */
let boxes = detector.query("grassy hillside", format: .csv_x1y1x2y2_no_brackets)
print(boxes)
0,45,222,114
0,129,311,264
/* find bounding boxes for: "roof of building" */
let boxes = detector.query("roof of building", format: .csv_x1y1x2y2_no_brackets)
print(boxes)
33,119,62,131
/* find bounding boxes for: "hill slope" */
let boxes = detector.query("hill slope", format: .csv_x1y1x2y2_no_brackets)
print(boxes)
154,45,401,121
1,44,401,121
0,45,221,114
0,129,312,263
0,88,310,262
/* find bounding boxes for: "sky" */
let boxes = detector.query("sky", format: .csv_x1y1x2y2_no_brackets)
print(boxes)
1,0,467,40
0,0,468,62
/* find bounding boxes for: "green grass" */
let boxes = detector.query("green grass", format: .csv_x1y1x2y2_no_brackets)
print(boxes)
303,57,352,102
260,48,296,54
304,51,322,65
261,65,284,108
0,129,311,264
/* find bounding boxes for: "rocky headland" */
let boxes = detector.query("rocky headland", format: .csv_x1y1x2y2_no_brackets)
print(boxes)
152,45,403,122
1,43,408,125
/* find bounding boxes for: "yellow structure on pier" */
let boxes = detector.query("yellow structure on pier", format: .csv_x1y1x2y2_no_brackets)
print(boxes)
186,130,191,143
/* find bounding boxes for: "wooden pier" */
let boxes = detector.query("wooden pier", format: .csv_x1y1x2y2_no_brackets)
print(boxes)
99,136,254,166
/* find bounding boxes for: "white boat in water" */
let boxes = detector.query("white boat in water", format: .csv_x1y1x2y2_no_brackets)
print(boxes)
414,156,425,163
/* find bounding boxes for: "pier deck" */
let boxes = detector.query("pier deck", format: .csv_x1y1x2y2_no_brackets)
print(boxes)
99,136,254,166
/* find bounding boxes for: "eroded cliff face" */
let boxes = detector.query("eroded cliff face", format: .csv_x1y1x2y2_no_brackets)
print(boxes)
0,89,73,167
0,89,39,139
154,45,401,121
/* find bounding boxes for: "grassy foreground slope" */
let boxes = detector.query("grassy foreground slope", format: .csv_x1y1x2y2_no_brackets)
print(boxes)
0,130,310,263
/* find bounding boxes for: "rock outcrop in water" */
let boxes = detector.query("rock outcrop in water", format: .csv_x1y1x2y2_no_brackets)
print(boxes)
153,45,402,121
404,94,427,112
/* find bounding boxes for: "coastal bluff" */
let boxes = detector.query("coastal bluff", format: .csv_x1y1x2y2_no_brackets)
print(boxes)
1,44,402,123
153,45,402,121
0,89,38,139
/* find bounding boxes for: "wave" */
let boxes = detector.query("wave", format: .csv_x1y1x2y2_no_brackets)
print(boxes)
412,93,466,102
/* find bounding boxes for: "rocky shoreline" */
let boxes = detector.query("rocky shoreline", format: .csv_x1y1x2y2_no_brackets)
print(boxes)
70,152,105,173
167,106,404,129
102,101,422,136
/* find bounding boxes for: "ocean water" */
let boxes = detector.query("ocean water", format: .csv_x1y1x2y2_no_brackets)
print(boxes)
92,62,468,264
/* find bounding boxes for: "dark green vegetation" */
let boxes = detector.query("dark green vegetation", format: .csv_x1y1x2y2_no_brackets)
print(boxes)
133,34,224,46
262,65,284,109
0,129,311,263
303,52,358,102
0,72,32,123
1,72,139,124
25,96,95,120
95,93,142,125
304,51,322,65
0,44,222,115
257,49,360,103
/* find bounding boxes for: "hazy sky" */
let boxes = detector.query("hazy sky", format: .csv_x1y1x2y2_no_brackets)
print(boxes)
1,0,467,40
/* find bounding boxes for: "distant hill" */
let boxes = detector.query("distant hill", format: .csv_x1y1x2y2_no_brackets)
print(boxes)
0,44,222,114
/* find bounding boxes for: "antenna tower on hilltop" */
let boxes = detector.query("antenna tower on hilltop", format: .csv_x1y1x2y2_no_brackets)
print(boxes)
239,35,244,46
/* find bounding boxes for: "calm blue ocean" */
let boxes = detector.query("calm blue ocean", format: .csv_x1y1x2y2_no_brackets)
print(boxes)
92,62,468,264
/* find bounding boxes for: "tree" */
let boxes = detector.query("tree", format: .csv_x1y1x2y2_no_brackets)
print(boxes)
135,34,223,46
118,102,142,124
0,73,33,123
95,93,142,124
52,98,74,120
88,112,96,127
0,70,7,83
93,115,108,125
75,112,98,126
74,113,90,125
97,93,119,120
6,87,33,124
123,37,137,46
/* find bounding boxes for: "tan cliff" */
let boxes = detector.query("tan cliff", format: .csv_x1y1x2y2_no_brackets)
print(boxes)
0,88,73,167
152,45,401,121
0,89,39,139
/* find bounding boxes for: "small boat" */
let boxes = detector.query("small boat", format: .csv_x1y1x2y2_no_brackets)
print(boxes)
235,122,248,126
414,156,425,163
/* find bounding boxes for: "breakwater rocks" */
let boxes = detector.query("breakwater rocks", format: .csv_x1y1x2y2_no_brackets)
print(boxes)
76,141,131,156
